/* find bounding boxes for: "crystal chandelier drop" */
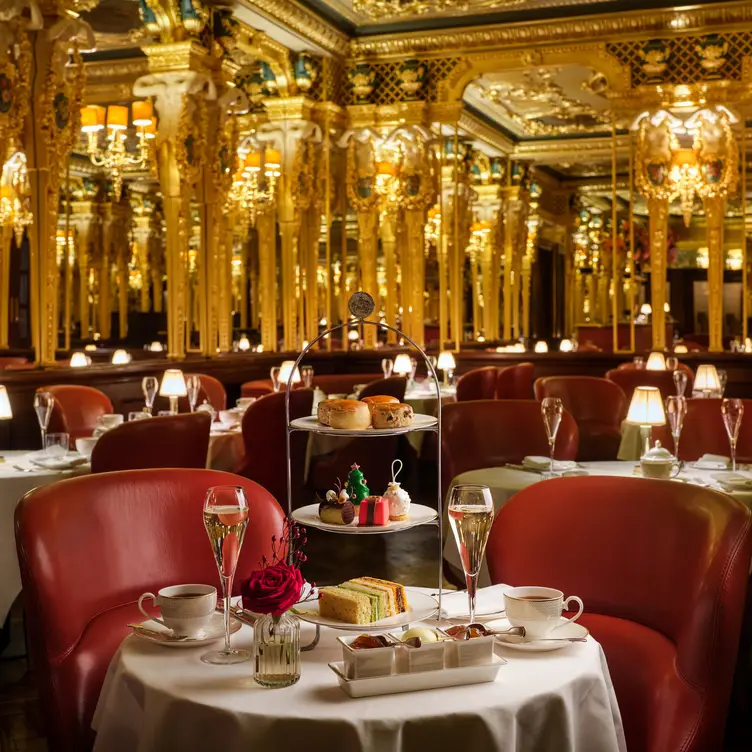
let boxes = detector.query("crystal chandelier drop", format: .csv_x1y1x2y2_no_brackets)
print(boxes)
228,145,281,226
0,152,33,245
80,101,156,201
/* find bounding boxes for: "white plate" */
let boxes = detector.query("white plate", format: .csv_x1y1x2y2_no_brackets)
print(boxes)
688,460,728,470
293,588,438,631
130,613,242,648
289,414,437,437
291,503,437,534
487,617,589,652
328,654,504,697
29,454,89,471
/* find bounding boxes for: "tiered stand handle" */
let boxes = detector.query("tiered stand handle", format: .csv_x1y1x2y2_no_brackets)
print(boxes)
284,293,445,651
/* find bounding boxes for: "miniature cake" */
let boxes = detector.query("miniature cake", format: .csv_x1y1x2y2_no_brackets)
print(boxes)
358,496,390,526
318,487,355,525
371,402,414,429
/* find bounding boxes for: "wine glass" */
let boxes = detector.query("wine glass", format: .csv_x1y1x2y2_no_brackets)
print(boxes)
301,365,314,389
633,356,645,369
665,356,678,371
665,396,686,459
541,397,563,478
202,485,251,665
722,399,744,472
448,484,494,625
718,369,728,397
409,357,418,383
673,370,688,398
270,366,281,393
142,376,158,415
33,392,54,449
186,374,201,413
381,358,394,379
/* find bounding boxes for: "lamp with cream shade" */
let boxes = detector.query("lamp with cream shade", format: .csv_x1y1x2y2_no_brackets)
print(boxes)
393,353,413,377
160,369,187,414
626,385,667,456
559,339,573,352
645,352,666,371
534,341,548,353
111,349,131,365
437,350,456,386
674,344,689,354
278,360,301,388
0,385,12,419
70,352,89,367
695,364,720,398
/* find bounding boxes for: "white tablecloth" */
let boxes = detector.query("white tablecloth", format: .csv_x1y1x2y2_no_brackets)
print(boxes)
92,589,626,752
444,461,752,586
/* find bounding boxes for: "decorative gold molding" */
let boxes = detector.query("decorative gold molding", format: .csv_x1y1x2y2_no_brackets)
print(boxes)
83,58,150,81
513,134,631,160
142,40,212,74
458,108,513,155
349,1,752,59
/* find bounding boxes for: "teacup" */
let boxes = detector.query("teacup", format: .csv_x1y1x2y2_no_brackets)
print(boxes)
218,410,241,429
640,442,681,480
138,584,217,637
504,586,584,641
236,397,256,411
75,436,98,459
98,414,124,430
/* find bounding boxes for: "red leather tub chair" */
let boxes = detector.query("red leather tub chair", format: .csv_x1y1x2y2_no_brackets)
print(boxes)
39,385,113,443
606,367,694,403
496,362,534,399
456,366,498,402
486,475,752,752
180,373,227,412
15,468,285,751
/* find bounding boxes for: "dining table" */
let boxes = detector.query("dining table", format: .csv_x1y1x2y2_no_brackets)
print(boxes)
91,587,627,752
444,460,752,587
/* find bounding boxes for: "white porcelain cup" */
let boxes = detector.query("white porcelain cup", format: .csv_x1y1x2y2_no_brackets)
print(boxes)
218,410,241,429
640,459,681,480
138,584,217,637
74,436,98,459
98,414,124,431
504,586,584,641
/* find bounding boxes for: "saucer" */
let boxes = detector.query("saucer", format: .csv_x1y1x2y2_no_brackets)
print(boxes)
487,617,589,653
131,613,242,648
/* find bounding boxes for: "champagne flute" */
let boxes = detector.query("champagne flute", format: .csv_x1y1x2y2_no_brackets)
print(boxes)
410,357,418,383
673,370,688,398
665,396,686,458
301,365,314,389
722,399,744,472
186,374,201,413
448,485,494,625
381,358,394,379
34,392,54,449
541,397,563,478
665,356,678,371
633,356,645,369
202,485,251,665
142,376,158,415
270,366,281,393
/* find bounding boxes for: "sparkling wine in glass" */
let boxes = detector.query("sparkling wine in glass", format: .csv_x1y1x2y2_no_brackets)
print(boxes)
301,365,314,389
541,397,563,478
270,366,281,393
381,358,394,379
186,374,201,413
142,376,158,415
673,370,688,398
665,356,678,371
665,395,686,458
448,485,494,625
34,392,54,449
722,399,744,472
202,485,251,665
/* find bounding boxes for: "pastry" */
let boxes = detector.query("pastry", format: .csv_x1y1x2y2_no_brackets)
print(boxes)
358,496,390,526
339,581,389,620
383,459,411,521
328,399,371,430
317,398,340,426
371,402,414,429
318,577,409,623
402,627,439,643
343,463,370,507
318,486,355,525
361,395,399,414
351,634,391,650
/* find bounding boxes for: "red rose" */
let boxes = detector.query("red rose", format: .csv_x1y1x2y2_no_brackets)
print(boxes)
242,562,303,617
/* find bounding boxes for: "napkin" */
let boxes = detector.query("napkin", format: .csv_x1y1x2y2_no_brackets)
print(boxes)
522,456,578,472
710,472,752,491
440,584,511,619
691,454,729,470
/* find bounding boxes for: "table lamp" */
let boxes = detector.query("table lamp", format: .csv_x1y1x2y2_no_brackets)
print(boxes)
160,369,187,414
626,385,666,456
278,360,301,388
695,364,720,398
149,341,164,352
674,344,688,354
393,353,413,377
559,339,573,352
0,386,12,420
111,349,131,364
645,352,666,371
437,350,456,386
70,352,89,367
237,335,250,352
534,341,548,353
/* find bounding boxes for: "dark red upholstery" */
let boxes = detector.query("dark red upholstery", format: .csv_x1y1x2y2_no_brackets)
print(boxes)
0,356,28,369
39,385,114,443
534,376,627,461
606,367,694,403
486,476,752,752
180,373,227,412
496,362,534,399
357,376,407,401
456,367,498,401
240,379,275,399
15,468,285,752
241,373,383,400
441,400,578,497
90,413,211,473
236,389,314,510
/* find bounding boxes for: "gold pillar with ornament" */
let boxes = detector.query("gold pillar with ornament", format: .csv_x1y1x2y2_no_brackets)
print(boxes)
647,197,669,350
705,195,725,352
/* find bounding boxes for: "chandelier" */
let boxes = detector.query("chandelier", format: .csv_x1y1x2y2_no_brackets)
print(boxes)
0,152,33,245
228,145,281,226
80,101,156,201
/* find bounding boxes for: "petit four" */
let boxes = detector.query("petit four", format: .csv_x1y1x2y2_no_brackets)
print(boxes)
343,463,370,506
383,459,411,521
351,634,391,650
358,496,390,526
402,627,439,646
371,402,414,429
318,577,408,624
318,482,355,525
327,399,371,430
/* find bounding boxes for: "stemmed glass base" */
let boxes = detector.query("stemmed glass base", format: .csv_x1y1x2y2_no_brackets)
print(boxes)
201,648,251,665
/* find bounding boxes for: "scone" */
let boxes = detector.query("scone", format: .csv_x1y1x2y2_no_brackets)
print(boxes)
317,399,342,426
361,395,399,414
328,399,372,430
371,402,414,429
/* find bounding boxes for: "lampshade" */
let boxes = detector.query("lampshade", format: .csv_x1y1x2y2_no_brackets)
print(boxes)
695,364,720,391
645,352,666,371
745,337,752,353
279,360,301,385
664,302,671,313
393,353,413,376
534,341,548,353
674,344,689,354
244,152,261,171
106,105,129,131
149,341,164,352
626,386,666,426
81,105,105,132
264,148,281,169
237,335,251,351
131,100,153,127
559,338,573,352
70,352,89,367
511,343,526,353
377,161,396,176
0,386,12,419
84,344,97,352
347,330,359,342
111,349,130,364
640,303,652,316
159,369,187,397
144,120,157,139
437,350,456,371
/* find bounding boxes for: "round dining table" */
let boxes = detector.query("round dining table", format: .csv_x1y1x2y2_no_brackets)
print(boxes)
92,588,626,752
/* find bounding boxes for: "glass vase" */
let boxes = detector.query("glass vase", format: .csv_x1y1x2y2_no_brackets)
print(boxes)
253,612,301,688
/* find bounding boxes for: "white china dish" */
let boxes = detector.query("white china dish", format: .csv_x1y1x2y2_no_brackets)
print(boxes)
489,617,589,652
291,502,437,534
29,454,88,471
338,635,396,679
290,413,437,437
130,613,241,648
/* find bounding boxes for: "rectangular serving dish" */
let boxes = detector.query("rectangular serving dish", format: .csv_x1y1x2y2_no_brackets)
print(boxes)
328,654,505,698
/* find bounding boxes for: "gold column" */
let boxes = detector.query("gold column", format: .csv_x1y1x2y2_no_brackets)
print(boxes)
256,208,277,350
705,195,725,352
452,130,462,349
357,210,379,346
303,206,320,345
0,227,12,349
647,197,669,350
521,255,531,338
149,208,163,314
381,213,398,344
99,203,114,340
133,215,151,313
500,186,519,341
405,209,426,348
